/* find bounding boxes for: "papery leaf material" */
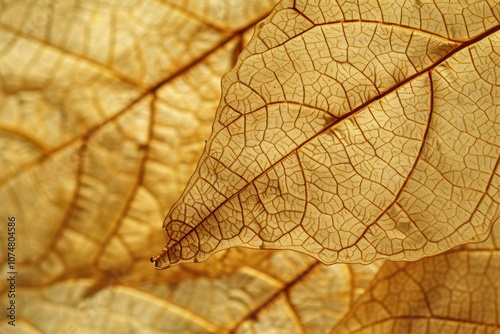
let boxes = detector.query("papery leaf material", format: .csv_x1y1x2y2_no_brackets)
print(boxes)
153,0,500,268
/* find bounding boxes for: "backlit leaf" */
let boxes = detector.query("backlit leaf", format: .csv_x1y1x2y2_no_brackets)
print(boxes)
1,0,499,333
153,0,500,269
332,219,500,333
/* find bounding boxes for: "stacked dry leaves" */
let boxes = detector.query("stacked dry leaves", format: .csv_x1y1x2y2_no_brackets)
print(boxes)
0,0,499,333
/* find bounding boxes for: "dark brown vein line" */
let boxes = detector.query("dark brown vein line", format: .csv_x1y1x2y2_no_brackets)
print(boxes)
341,71,435,251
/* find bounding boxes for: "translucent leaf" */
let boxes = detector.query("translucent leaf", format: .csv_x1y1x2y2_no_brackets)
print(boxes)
0,0,278,284
153,0,500,269
332,221,500,333
1,0,500,333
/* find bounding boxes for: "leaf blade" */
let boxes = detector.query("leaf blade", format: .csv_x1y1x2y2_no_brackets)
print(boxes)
153,0,500,268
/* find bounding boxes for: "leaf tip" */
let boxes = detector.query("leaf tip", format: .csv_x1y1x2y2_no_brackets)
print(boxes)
150,252,169,270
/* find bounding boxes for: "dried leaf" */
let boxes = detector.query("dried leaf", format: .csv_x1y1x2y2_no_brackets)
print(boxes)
0,0,278,284
332,221,500,333
153,0,500,269
0,249,382,334
1,0,500,333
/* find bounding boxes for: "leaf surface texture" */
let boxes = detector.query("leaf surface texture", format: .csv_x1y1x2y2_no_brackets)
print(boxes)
0,0,499,333
153,0,500,268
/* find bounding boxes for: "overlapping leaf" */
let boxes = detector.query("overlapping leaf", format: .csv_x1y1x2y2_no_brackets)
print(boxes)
153,0,500,269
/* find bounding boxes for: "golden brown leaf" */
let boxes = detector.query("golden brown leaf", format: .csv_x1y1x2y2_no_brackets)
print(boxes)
153,0,500,269
1,0,500,333
0,249,382,334
0,0,278,284
332,220,500,334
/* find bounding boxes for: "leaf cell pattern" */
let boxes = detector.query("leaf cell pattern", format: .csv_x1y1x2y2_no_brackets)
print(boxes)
1,0,500,333
153,0,500,269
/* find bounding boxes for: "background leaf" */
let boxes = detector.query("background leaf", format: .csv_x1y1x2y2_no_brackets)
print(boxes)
0,0,499,333
332,220,500,334
0,0,278,284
